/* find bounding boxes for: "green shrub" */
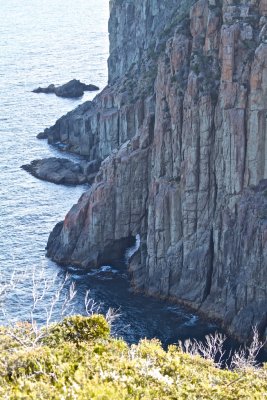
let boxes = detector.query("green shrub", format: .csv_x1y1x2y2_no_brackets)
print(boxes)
0,315,266,399
43,314,110,346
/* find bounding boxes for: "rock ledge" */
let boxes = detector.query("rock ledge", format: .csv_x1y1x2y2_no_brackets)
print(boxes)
21,157,100,185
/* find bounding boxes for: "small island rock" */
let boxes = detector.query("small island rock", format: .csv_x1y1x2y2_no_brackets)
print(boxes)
32,79,99,98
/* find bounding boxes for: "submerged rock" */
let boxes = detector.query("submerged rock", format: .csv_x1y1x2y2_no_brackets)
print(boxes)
21,157,100,185
32,79,99,98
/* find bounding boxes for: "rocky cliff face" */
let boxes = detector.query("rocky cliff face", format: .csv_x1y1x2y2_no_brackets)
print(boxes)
46,0,267,342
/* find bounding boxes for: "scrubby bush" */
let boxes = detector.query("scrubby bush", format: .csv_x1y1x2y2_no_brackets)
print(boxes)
0,315,266,399
43,314,110,346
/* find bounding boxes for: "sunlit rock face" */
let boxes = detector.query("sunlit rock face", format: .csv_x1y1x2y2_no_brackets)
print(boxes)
46,0,267,342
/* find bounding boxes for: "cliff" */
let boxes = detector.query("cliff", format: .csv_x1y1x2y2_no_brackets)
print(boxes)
45,0,267,343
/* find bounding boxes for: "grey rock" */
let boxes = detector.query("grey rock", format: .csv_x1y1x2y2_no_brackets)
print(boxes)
33,84,55,94
32,79,99,98
36,130,48,140
21,158,88,185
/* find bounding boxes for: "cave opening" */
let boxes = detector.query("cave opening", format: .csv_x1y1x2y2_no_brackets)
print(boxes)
98,234,140,270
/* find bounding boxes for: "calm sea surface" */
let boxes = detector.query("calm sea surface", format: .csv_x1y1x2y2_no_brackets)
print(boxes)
0,0,221,345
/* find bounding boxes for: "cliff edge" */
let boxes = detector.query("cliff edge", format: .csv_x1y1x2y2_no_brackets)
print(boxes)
45,0,267,343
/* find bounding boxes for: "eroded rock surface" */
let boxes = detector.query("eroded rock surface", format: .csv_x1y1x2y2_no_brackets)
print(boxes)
45,0,267,342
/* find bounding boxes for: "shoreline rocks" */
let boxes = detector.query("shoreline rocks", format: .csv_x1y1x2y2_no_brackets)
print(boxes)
21,157,101,185
36,100,94,144
33,79,99,98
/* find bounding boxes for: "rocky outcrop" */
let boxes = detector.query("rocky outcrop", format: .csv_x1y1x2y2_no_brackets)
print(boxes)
33,79,99,98
21,158,100,185
45,0,267,343
47,139,150,266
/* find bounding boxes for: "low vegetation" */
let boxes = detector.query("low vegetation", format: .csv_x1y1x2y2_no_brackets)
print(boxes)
0,314,266,399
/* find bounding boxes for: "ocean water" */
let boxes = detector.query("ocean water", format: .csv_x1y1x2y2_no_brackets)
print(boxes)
0,0,222,345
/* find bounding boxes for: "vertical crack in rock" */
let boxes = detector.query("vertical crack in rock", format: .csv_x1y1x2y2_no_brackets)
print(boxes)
202,228,214,303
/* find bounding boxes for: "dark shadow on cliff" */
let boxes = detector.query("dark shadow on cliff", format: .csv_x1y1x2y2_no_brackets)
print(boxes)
47,226,136,271
97,235,137,269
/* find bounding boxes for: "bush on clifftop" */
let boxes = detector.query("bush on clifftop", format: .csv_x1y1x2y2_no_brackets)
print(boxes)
0,315,266,399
